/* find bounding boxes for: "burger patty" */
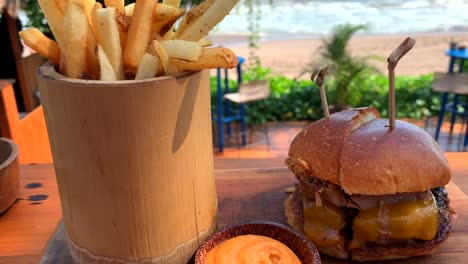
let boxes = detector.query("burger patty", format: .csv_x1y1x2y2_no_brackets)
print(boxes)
300,178,433,210
288,182,452,251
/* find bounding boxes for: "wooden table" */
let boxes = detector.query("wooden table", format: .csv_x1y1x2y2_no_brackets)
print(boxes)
0,153,467,264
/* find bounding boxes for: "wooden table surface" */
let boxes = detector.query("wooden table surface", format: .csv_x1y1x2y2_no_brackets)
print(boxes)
0,153,467,264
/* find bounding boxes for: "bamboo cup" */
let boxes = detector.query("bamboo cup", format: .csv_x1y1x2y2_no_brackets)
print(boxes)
37,63,217,264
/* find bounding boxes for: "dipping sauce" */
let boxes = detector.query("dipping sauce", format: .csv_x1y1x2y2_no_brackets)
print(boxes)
205,235,301,264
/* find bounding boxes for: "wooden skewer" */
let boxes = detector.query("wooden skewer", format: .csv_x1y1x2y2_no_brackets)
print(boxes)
387,37,416,130
311,66,330,118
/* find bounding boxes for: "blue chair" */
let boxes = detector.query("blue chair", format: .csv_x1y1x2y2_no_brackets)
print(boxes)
213,57,246,152
434,43,468,146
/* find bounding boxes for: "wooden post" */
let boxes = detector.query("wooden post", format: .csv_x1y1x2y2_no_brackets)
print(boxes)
311,67,329,117
387,37,415,130
37,64,217,264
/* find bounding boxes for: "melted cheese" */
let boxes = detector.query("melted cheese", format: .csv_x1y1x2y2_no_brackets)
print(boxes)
303,197,346,247
349,193,439,249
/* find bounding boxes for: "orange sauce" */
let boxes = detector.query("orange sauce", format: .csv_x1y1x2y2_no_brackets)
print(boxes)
205,235,301,264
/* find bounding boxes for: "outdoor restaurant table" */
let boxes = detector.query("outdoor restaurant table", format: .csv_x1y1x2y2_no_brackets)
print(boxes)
0,154,467,264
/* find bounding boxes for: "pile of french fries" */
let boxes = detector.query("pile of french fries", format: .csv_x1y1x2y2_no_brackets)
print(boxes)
19,0,240,80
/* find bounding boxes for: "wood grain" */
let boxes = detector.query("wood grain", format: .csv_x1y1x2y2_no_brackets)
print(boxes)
37,65,217,263
0,154,467,264
41,166,468,264
0,165,61,263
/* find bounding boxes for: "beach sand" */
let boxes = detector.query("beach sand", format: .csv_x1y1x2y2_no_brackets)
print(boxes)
212,33,468,78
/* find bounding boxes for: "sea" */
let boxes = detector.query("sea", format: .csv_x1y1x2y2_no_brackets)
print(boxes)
213,0,468,37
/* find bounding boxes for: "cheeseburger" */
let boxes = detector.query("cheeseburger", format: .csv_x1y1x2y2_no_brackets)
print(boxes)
284,107,453,261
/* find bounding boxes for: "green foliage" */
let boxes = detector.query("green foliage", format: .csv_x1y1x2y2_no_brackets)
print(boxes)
211,65,439,125
300,24,375,110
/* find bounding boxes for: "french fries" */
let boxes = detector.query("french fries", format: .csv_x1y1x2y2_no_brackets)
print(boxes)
123,0,156,71
104,0,124,12
98,45,117,81
198,38,213,47
23,0,240,80
152,8,185,37
175,0,240,41
160,40,201,61
19,28,60,65
148,41,169,75
61,0,88,79
37,0,64,46
125,3,179,22
93,6,125,80
55,0,66,14
170,47,238,72
174,0,214,39
135,53,160,80
82,0,97,26
86,27,99,80
116,10,131,49
162,0,182,7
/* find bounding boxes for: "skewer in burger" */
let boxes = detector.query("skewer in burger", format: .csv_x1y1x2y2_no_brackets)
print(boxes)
284,107,453,261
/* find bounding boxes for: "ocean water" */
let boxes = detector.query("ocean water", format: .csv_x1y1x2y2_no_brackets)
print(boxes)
214,0,468,36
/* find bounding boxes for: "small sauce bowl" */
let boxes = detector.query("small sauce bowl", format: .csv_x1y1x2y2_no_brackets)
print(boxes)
195,221,321,264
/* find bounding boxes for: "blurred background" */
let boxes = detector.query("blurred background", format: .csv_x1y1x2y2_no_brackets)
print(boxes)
1,0,468,162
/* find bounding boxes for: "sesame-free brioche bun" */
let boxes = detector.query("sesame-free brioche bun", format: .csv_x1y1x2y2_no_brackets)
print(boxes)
286,108,450,195
340,119,451,195
286,107,380,185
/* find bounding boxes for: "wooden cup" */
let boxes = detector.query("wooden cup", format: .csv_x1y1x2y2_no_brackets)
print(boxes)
37,63,217,264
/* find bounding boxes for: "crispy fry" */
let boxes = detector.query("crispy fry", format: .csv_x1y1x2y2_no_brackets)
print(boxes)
116,10,131,49
97,45,117,81
124,3,134,16
163,30,174,40
152,8,185,37
135,53,160,80
37,0,64,47
175,0,240,41
161,0,182,39
123,0,156,71
19,28,60,65
170,47,238,72
104,0,124,11
162,0,181,8
150,32,163,42
94,7,125,80
86,27,99,80
154,4,180,22
148,41,169,75
160,40,201,61
61,0,88,78
90,2,102,33
198,38,212,47
173,0,214,39
55,0,66,14
82,0,96,25
125,3,179,22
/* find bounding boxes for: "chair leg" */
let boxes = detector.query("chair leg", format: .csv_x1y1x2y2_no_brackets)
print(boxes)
464,114,468,147
435,92,449,141
216,68,224,153
226,110,232,136
240,103,247,146
450,94,459,134
264,122,270,152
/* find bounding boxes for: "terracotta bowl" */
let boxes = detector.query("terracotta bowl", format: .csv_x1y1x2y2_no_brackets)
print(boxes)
195,221,321,264
0,138,19,214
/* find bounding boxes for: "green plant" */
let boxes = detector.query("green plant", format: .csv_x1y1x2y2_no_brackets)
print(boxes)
299,24,375,110
211,64,440,125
